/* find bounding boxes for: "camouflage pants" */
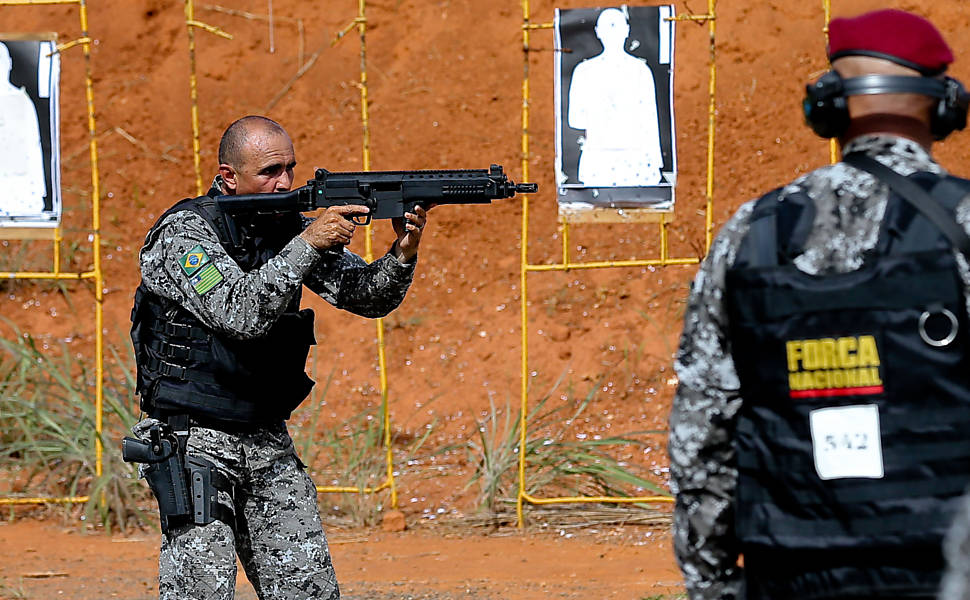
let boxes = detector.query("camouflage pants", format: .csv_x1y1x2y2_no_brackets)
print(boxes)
157,444,339,600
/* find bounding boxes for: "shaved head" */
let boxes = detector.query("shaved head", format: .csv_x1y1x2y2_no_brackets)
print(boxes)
832,55,937,122
217,115,296,195
218,115,289,169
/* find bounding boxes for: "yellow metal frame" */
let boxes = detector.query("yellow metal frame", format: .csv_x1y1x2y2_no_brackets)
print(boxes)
184,0,398,508
823,0,839,165
318,0,398,507
0,0,104,506
515,0,717,527
184,0,231,196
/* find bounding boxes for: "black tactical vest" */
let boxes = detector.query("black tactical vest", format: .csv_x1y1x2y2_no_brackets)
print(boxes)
131,189,316,426
725,170,970,599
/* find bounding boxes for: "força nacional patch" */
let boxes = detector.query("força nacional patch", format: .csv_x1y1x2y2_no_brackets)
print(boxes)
178,244,224,295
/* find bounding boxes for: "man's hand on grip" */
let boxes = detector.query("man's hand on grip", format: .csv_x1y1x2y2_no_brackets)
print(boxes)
300,205,370,252
392,205,429,262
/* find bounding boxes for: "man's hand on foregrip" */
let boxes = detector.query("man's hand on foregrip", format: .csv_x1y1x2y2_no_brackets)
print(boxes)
392,205,428,263
300,205,370,252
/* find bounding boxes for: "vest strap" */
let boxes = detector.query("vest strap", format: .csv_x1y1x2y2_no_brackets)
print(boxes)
747,193,780,266
148,339,212,363
745,501,955,538
146,355,220,385
740,472,970,506
161,321,209,340
843,152,970,258
762,268,956,319
737,190,816,268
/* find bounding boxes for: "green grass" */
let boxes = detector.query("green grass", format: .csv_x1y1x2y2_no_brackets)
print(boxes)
0,328,151,532
464,370,671,514
290,377,435,528
0,576,26,600
0,317,673,533
0,324,438,532
310,409,392,527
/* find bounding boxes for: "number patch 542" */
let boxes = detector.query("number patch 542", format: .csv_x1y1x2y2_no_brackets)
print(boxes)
809,405,884,480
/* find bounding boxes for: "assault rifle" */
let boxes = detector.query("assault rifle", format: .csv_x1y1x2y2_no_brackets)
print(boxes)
215,164,538,225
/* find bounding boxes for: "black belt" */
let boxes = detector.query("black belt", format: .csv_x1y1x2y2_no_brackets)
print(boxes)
158,411,281,435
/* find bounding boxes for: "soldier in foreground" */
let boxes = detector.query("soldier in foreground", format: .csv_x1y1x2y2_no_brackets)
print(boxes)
128,115,427,599
668,9,970,600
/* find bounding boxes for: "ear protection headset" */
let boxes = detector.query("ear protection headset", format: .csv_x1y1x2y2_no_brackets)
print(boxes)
803,71,970,140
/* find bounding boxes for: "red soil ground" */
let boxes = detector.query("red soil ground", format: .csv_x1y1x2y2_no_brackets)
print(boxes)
1,0,969,598
0,519,682,599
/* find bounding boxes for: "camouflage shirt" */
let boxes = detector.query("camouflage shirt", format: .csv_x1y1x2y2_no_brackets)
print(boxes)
668,135,970,600
137,176,416,467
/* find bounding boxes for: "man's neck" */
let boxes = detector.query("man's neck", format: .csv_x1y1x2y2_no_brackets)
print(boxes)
840,114,934,151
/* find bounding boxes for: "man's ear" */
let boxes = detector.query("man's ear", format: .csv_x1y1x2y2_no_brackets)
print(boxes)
219,163,238,193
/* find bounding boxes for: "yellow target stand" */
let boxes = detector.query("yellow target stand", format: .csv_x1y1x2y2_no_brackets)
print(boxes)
0,0,104,507
318,0,398,505
184,0,398,508
822,0,839,166
515,0,717,527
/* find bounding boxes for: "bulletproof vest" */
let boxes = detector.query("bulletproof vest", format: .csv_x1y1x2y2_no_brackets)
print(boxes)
131,189,316,426
725,171,970,599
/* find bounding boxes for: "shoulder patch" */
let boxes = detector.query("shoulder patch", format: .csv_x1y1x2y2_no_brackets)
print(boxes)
179,244,224,295
179,244,211,275
189,263,224,295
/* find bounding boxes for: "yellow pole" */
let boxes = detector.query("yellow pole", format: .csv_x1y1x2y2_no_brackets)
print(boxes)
352,0,398,509
186,0,203,196
0,271,95,279
705,0,717,253
53,227,61,274
524,257,697,272
660,214,669,263
317,481,390,494
823,0,838,164
78,0,104,479
0,496,89,505
522,493,673,505
517,0,532,530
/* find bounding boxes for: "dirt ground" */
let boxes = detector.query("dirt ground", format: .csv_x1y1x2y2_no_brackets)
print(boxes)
0,519,683,600
2,0,970,598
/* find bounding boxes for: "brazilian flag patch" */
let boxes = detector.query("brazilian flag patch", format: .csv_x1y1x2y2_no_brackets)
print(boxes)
179,245,223,295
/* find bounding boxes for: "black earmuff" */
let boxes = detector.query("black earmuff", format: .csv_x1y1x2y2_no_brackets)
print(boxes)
803,71,970,140
932,76,970,140
803,71,850,139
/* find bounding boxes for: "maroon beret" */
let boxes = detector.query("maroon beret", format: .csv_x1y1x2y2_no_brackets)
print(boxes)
828,9,953,75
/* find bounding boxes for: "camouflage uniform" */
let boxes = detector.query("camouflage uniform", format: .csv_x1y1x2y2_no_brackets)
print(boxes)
136,176,415,600
668,135,970,600
942,492,970,600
